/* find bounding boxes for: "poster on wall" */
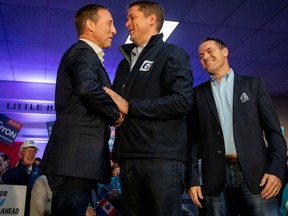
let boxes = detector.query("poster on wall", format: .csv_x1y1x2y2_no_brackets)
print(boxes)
0,114,23,145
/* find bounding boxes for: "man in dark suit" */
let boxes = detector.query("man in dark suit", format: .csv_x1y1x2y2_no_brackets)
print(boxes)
187,38,287,215
40,4,124,215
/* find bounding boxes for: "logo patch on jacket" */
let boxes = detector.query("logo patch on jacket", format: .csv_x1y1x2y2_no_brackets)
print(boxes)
140,60,154,71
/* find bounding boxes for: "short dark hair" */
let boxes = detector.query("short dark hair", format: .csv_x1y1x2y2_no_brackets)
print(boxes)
200,37,227,49
111,163,120,170
75,4,108,36
1,153,9,161
128,1,164,32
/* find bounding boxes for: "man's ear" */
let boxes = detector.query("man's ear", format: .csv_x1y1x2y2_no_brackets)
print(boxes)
18,151,22,158
223,47,229,58
86,19,95,32
149,14,157,27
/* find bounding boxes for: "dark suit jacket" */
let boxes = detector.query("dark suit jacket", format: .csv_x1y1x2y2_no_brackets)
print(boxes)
40,40,120,183
188,73,287,195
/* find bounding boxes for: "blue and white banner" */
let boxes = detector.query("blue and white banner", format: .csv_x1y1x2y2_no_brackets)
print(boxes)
46,121,55,137
0,114,23,145
0,185,27,215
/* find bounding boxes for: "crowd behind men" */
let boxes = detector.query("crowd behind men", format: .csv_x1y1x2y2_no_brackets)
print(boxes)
0,1,287,216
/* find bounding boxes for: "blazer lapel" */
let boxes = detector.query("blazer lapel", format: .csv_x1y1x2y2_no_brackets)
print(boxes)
79,40,113,88
232,73,243,114
99,62,112,88
203,81,221,124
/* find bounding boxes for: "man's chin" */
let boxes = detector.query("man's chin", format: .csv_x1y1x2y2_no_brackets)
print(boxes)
103,43,112,49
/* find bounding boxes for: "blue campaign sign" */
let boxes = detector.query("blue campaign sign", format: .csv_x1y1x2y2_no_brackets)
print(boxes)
0,114,23,145
46,121,55,137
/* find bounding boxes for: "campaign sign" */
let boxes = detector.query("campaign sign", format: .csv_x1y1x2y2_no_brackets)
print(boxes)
0,185,27,216
0,114,23,145
46,121,55,137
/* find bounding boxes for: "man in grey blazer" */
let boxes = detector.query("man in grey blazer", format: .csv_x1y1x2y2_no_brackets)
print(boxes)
40,4,124,215
187,38,287,215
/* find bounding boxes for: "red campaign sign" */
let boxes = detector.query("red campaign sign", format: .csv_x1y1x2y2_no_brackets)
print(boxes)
7,119,23,130
0,114,23,145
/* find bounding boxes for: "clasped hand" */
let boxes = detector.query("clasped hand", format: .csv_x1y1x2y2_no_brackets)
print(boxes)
104,87,129,127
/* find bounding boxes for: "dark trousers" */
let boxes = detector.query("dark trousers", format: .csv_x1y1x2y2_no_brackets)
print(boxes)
205,164,280,216
46,175,92,216
120,159,185,216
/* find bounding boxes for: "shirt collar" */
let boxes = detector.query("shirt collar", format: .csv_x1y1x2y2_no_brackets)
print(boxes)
131,44,146,56
210,68,234,83
79,38,105,63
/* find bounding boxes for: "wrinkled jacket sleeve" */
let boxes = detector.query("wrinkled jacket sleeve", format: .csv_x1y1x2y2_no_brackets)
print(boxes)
61,46,120,123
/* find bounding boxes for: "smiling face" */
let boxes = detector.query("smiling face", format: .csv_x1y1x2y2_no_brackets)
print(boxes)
90,9,117,49
125,5,157,46
20,147,37,166
198,40,230,78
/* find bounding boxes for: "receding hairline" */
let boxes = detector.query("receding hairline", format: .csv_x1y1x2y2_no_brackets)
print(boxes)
74,4,110,36
199,37,227,49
